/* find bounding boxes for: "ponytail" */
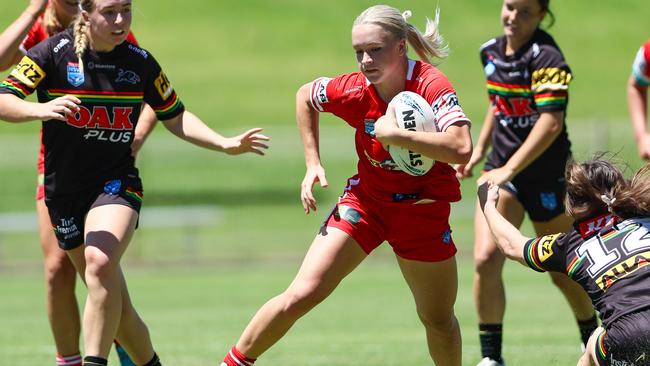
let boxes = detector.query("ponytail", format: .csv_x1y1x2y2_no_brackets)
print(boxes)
353,5,448,64
72,0,95,75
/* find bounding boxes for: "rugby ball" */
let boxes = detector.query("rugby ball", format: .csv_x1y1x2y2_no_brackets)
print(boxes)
387,91,437,176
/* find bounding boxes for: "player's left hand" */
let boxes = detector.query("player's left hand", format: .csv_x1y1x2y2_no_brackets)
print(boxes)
222,128,269,155
374,104,398,149
477,166,514,186
477,181,500,212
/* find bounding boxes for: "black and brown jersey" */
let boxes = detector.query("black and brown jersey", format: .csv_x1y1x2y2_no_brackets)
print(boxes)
524,213,650,328
480,28,572,183
0,28,184,199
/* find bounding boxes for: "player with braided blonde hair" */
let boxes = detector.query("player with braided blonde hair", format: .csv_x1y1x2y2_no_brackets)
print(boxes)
0,1,152,365
0,1,269,365
221,4,470,366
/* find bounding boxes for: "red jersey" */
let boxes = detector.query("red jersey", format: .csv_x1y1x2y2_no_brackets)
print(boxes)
309,60,470,203
632,39,650,87
20,15,138,182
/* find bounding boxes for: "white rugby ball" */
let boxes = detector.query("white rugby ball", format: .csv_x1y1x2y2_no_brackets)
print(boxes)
387,91,437,176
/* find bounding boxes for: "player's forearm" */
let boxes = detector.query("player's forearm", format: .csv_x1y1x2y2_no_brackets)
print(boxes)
296,83,322,167
162,111,227,152
482,204,528,265
627,76,648,141
0,94,41,122
504,111,563,176
0,7,40,71
386,122,472,164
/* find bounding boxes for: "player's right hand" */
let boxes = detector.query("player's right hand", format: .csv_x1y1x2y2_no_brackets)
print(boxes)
300,164,328,214
39,95,80,121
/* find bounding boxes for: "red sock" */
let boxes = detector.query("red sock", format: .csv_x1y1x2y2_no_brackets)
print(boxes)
222,346,256,366
56,353,82,366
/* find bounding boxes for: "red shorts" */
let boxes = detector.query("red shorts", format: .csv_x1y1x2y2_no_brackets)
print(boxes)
323,178,457,262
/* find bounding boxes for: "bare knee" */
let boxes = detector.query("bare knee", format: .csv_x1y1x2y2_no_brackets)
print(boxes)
279,283,333,318
417,310,457,334
43,252,76,292
474,248,504,279
84,247,117,285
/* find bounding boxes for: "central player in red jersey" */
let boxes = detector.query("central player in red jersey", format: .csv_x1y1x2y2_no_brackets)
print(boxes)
221,4,471,366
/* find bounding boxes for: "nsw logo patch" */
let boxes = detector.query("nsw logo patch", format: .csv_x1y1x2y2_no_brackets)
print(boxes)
67,62,84,87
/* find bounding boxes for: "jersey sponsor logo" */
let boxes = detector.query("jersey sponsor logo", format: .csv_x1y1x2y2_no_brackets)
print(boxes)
128,43,148,59
53,38,70,53
531,67,572,90
154,71,173,100
364,119,375,136
578,214,617,238
484,60,496,76
537,233,560,262
66,106,134,143
11,56,45,88
87,62,116,70
66,62,84,87
115,69,141,84
431,92,460,116
54,217,81,241
595,250,650,291
492,95,535,117
336,205,361,225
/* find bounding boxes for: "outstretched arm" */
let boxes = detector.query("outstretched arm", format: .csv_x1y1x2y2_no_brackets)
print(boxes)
296,82,328,214
0,93,80,123
478,111,563,185
477,181,531,265
0,0,47,71
161,110,268,155
627,74,650,160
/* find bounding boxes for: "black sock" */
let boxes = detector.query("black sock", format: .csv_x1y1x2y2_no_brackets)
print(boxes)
479,323,503,362
143,352,162,366
578,314,599,345
83,356,108,366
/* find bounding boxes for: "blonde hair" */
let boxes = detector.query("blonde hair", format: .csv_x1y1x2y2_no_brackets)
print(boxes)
71,0,95,75
42,5,65,36
353,5,448,64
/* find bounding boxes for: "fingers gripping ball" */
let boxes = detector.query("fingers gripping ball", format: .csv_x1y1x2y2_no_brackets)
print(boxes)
387,91,437,176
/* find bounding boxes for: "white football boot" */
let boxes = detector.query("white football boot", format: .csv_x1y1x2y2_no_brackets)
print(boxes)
476,357,505,366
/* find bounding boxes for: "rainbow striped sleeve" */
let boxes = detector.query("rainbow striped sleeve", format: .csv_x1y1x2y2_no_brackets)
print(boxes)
523,238,546,273
531,67,572,109
153,90,184,120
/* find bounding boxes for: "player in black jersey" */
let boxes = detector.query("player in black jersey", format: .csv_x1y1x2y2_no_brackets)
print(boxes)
454,1,597,364
479,158,650,366
0,1,269,365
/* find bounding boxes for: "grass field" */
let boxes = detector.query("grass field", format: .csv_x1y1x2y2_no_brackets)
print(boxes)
1,0,650,365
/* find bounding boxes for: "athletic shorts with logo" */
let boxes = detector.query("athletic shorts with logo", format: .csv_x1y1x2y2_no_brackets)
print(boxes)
46,176,143,250
595,308,650,366
323,176,457,262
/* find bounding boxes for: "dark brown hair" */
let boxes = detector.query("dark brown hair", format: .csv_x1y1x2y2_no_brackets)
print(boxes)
565,158,650,220
538,0,555,28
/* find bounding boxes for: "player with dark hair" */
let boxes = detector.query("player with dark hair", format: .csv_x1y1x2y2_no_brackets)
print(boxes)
220,4,471,366
454,0,597,364
0,1,154,365
0,1,269,365
479,158,650,366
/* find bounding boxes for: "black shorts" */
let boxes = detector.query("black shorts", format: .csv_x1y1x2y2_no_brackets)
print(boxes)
499,176,566,222
597,308,650,366
46,176,143,250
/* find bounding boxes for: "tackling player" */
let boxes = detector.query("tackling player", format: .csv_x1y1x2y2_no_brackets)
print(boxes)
454,0,598,364
221,4,471,366
479,158,650,366
0,0,269,365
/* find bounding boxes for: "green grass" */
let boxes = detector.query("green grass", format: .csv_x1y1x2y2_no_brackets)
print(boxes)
2,0,650,365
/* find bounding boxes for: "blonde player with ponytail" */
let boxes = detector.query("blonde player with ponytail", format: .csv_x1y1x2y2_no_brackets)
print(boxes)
0,1,152,365
0,0,269,365
221,4,471,366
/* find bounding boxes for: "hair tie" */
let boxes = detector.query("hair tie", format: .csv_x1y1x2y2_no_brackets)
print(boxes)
402,10,412,21
600,194,617,212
